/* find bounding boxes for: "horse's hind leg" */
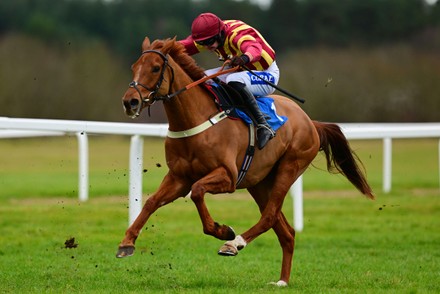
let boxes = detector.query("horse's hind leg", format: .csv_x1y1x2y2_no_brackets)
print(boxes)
272,212,295,286
218,163,299,285
242,169,296,243
116,173,189,258
249,182,296,285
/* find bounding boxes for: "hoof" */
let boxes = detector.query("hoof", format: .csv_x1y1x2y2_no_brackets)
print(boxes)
218,243,238,256
225,226,236,240
116,245,135,258
214,223,236,240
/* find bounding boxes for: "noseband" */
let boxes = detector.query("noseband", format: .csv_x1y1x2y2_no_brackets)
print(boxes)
128,49,175,117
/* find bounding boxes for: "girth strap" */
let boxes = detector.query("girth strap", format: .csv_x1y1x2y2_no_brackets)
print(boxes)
236,124,255,187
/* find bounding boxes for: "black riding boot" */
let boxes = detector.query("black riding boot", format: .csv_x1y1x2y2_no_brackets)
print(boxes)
229,81,275,149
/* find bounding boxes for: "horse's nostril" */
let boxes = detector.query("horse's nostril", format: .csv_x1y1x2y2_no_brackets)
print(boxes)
130,99,139,107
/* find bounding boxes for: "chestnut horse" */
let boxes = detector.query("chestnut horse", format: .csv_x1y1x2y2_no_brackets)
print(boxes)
118,37,374,286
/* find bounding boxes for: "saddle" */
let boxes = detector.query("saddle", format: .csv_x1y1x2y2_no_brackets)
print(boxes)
203,81,288,131
203,81,248,121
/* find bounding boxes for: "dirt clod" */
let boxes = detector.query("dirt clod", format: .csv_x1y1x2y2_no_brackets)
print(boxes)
64,237,78,249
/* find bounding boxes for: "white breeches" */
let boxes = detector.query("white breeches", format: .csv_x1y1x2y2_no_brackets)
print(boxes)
205,61,280,97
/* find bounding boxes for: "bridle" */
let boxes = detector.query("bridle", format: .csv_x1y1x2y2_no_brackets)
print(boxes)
127,49,239,118
128,49,175,117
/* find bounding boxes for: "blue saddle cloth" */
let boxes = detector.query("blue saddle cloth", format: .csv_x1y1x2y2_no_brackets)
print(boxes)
204,83,288,131
235,97,288,131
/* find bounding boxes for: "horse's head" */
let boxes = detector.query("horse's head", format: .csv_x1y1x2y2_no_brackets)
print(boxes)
122,37,206,118
122,37,175,118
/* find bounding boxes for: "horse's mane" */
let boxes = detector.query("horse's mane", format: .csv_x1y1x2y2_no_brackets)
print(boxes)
150,38,206,81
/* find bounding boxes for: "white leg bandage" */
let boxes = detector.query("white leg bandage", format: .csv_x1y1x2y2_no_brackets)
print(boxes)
231,235,247,250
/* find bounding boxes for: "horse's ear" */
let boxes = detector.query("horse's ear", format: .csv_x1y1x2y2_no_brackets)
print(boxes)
142,37,151,51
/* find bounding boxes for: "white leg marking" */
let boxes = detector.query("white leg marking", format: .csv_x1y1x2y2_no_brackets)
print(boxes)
269,280,288,287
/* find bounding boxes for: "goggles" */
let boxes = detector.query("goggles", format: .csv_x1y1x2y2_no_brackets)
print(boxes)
196,36,217,46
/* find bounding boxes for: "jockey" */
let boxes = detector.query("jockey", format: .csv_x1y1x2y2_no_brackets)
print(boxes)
179,12,279,150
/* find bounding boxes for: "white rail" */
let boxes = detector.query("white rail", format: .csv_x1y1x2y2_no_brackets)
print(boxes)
1,117,440,231
0,117,168,226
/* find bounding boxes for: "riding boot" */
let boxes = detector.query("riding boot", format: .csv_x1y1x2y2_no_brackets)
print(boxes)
228,81,276,150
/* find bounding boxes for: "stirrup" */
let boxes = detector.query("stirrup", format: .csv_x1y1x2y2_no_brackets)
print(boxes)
256,124,276,149
257,124,276,138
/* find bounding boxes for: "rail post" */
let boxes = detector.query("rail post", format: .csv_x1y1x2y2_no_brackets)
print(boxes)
291,175,304,232
129,135,144,226
76,132,89,202
383,138,392,193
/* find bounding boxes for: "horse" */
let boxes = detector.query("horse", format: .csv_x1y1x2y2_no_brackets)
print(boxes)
118,37,374,286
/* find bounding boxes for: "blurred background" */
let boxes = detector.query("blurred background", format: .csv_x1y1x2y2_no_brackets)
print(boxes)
0,0,439,123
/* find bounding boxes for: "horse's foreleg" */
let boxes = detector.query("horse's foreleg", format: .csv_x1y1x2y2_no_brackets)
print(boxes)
116,173,189,258
190,167,236,240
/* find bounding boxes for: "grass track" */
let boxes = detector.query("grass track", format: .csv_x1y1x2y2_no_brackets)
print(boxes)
0,137,439,292
0,191,439,293
1,136,439,198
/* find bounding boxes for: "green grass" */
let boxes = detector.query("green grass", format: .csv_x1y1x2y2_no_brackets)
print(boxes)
0,137,439,292
0,136,168,198
304,138,440,191
0,191,439,293
1,136,438,198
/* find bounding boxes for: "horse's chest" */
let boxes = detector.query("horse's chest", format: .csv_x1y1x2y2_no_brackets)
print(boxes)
167,152,216,178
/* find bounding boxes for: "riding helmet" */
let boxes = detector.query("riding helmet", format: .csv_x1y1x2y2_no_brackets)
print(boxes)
191,12,225,42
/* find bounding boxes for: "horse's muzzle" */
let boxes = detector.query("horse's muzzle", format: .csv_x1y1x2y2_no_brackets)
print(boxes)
122,97,141,118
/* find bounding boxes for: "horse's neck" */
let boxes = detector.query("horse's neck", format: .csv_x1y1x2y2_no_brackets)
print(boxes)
164,75,217,132
164,91,216,131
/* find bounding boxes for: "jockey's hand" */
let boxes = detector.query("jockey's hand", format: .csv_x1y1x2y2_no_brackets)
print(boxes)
230,55,250,67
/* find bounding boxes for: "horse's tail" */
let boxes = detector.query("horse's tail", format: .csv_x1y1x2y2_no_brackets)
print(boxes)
313,121,375,200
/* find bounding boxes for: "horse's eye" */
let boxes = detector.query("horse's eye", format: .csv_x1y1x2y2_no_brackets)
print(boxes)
152,66,161,73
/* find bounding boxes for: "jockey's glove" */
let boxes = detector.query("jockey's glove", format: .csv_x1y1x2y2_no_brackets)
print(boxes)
230,54,250,67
